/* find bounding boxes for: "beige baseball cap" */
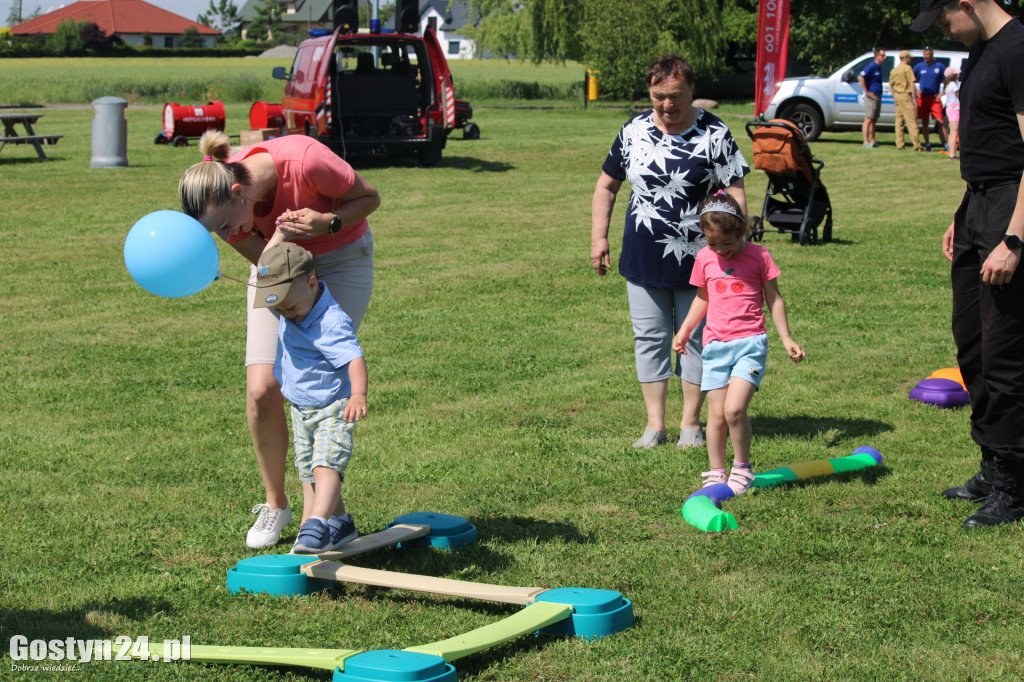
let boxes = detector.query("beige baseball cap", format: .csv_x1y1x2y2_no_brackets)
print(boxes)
253,243,315,308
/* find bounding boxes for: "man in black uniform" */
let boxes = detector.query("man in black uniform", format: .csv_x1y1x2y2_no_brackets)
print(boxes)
912,0,1024,527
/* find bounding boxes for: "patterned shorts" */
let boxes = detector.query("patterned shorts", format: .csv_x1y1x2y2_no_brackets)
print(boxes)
291,398,355,483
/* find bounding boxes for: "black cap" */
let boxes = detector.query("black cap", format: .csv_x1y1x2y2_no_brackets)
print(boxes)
911,0,949,32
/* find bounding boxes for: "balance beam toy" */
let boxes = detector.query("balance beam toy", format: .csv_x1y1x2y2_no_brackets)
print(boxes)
404,601,574,661
303,561,549,606
682,446,884,532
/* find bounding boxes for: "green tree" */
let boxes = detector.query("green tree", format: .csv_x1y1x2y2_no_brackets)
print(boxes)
7,2,43,27
79,20,111,50
197,0,242,41
581,0,729,99
180,25,206,48
378,1,396,25
461,6,529,59
246,0,285,44
47,18,84,56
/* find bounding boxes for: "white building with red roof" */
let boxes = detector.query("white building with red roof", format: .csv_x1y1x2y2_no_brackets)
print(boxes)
11,0,220,48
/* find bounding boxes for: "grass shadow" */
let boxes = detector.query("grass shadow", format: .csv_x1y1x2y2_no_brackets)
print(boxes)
441,154,515,173
2,597,174,644
337,154,514,173
753,415,893,441
475,515,593,545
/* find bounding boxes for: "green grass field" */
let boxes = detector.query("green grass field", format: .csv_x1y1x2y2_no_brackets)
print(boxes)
1,91,1022,681
0,57,585,106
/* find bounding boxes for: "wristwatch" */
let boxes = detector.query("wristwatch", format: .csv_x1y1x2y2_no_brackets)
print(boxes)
1004,233,1024,251
328,215,342,234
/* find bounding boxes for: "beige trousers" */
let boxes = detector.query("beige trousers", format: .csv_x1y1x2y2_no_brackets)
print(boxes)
893,92,921,150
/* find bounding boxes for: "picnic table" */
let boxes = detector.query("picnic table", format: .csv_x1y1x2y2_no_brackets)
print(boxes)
0,113,63,160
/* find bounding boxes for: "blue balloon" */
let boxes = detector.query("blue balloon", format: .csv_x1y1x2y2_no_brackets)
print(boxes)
124,210,220,298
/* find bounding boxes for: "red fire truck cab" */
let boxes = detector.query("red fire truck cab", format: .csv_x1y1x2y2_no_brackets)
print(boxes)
273,23,475,166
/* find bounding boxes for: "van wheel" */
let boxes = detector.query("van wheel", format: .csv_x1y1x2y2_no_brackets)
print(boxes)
463,122,480,140
781,103,823,141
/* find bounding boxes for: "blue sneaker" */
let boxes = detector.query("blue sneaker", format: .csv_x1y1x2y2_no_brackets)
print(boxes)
291,518,334,554
328,513,359,548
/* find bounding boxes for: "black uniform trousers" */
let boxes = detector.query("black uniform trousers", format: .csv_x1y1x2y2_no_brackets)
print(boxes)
951,182,1024,490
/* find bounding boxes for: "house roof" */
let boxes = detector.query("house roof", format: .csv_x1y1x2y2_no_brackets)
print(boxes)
384,0,471,32
420,0,471,31
11,0,220,35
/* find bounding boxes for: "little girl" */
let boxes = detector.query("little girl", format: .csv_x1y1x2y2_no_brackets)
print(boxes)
672,193,805,495
944,67,960,160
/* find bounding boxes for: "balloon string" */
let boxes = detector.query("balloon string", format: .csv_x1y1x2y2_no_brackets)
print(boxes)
216,271,254,287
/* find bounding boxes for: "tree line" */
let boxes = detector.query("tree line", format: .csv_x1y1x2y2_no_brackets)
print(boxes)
461,0,1011,99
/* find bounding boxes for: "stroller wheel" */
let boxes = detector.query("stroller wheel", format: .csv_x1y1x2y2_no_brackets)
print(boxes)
822,215,833,243
799,224,816,246
749,217,764,242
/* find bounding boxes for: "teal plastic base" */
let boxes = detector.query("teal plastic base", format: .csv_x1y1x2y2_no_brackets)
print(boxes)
333,650,456,682
390,512,477,550
226,555,332,597
535,587,634,640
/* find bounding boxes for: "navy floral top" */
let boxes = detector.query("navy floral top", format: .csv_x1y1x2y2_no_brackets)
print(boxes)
602,109,749,289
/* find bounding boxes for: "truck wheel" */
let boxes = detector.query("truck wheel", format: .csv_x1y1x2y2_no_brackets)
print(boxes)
780,103,823,141
463,122,480,140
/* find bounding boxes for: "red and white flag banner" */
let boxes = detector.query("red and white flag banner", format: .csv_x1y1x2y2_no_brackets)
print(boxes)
755,0,790,118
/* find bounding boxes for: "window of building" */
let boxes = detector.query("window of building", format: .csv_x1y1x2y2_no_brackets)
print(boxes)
448,40,460,56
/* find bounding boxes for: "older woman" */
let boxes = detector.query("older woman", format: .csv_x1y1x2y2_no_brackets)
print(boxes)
591,54,749,449
179,130,380,548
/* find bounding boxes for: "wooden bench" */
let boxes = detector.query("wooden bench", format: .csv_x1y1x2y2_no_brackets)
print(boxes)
0,134,63,160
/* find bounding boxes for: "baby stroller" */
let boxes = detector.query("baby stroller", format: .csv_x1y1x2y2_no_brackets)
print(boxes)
744,118,833,245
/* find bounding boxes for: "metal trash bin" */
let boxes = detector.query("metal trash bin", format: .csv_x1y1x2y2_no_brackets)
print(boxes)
91,96,128,168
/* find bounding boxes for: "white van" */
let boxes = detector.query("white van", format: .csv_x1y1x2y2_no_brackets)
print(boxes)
763,49,968,140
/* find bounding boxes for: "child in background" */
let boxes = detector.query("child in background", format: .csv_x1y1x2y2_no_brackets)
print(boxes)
672,193,805,495
254,236,368,554
944,67,961,161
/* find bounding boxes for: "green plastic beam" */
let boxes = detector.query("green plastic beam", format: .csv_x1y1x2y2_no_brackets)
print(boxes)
403,601,573,662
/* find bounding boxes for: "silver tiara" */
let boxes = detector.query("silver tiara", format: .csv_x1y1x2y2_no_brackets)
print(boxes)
699,199,741,218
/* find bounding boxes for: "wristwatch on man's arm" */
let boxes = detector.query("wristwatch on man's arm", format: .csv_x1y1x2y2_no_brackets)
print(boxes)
1004,233,1023,251
328,214,342,234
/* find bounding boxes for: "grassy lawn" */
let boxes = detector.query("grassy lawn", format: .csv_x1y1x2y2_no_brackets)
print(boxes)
1,95,1022,682
0,57,584,107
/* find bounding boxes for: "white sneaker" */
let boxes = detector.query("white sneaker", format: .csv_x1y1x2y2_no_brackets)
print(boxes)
245,503,292,549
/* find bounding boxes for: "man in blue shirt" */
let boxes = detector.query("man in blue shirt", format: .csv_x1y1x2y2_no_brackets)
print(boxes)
255,240,368,553
913,47,949,151
858,47,886,147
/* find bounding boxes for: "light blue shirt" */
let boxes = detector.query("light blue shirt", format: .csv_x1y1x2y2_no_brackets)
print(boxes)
273,282,363,409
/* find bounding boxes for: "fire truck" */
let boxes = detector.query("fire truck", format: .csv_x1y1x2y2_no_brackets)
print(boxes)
272,0,477,166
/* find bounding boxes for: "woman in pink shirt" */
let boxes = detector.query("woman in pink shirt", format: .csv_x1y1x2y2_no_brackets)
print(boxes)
673,193,804,496
179,130,380,549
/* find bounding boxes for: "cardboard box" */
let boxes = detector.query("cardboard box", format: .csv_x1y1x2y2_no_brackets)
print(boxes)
239,128,276,146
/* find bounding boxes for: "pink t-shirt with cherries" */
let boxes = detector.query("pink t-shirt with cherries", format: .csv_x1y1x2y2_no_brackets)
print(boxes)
690,243,781,345
227,136,367,255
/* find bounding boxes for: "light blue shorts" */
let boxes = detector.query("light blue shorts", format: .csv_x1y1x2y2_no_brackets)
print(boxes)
291,398,355,483
701,334,768,391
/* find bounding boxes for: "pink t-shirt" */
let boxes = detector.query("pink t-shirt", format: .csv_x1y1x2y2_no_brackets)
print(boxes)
690,243,781,345
227,136,367,254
